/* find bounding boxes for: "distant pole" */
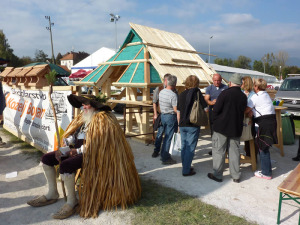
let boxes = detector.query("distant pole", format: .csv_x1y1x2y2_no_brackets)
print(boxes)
263,57,266,74
280,65,282,80
209,36,213,64
45,16,56,64
110,13,120,51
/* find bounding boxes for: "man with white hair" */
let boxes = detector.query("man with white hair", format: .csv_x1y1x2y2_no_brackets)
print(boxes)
27,94,141,219
207,73,247,183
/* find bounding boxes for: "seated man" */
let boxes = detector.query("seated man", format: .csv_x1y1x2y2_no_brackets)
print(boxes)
27,94,141,219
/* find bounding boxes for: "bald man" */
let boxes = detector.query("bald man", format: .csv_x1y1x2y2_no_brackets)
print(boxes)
205,74,228,137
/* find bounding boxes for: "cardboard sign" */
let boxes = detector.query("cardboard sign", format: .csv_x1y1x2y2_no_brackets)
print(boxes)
2,85,73,152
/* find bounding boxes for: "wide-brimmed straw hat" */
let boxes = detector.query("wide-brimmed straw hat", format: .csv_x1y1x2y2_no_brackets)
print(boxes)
67,94,111,111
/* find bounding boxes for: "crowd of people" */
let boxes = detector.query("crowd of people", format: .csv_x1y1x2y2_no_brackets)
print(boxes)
152,73,283,182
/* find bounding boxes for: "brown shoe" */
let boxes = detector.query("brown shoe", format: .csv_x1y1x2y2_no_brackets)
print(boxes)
27,195,58,207
52,204,78,220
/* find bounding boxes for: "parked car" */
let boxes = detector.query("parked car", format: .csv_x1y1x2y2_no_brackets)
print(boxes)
274,75,300,116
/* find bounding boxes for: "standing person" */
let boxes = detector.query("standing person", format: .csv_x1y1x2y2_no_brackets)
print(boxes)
152,73,171,158
177,75,207,176
27,94,141,219
247,78,277,180
0,80,6,147
205,73,228,155
159,75,178,165
207,73,247,183
205,73,228,136
241,76,256,157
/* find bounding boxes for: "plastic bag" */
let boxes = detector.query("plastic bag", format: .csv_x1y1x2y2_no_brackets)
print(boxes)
169,133,181,156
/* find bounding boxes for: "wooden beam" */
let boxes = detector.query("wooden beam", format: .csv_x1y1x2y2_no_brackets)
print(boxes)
144,47,150,84
107,99,152,107
98,59,148,66
112,82,163,88
172,58,199,65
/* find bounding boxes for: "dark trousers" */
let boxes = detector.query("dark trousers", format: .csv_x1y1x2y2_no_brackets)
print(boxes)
41,151,82,174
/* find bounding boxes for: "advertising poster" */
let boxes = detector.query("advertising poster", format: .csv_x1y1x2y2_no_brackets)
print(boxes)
2,85,73,152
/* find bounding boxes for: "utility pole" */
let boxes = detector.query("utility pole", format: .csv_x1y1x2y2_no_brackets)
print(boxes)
45,16,56,64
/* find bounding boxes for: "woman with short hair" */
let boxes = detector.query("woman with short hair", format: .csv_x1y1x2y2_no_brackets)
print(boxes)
177,75,207,176
247,78,277,180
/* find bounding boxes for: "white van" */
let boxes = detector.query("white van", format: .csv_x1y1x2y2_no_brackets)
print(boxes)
274,75,300,116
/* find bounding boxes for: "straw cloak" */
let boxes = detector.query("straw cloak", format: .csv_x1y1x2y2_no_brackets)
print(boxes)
62,111,141,218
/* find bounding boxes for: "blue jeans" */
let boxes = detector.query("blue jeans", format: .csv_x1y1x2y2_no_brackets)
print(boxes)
259,147,272,176
180,126,200,174
161,114,178,162
154,125,163,153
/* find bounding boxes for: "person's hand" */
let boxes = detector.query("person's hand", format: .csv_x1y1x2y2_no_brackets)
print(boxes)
66,149,78,157
55,150,62,162
211,99,217,105
247,110,253,118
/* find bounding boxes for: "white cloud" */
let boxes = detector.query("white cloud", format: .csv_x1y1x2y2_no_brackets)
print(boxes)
220,13,260,26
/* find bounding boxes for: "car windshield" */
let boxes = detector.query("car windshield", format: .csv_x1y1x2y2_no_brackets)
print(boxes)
279,78,300,91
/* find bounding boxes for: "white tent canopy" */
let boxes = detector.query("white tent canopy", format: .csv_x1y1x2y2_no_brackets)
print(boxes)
71,47,116,74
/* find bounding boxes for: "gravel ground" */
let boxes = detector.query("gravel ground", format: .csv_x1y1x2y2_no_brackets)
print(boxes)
0,127,299,225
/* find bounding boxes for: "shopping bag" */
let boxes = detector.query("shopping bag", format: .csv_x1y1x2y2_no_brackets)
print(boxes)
169,133,181,156
240,116,253,141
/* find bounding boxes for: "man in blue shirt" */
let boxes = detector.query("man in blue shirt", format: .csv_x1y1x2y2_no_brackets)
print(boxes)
205,74,228,135
205,73,228,155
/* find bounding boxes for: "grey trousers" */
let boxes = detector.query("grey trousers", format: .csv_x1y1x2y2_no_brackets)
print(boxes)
212,131,241,180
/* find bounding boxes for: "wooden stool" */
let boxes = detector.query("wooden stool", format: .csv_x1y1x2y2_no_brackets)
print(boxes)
277,163,300,224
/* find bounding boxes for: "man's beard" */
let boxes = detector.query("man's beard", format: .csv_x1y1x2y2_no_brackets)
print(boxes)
82,108,96,124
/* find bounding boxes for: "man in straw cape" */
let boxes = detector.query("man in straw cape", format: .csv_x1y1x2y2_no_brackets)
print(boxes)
27,94,141,219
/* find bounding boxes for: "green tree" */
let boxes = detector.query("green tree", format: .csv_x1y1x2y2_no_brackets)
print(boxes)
214,58,224,65
19,56,33,66
234,55,252,69
0,30,20,67
34,49,49,62
253,60,264,73
55,52,63,65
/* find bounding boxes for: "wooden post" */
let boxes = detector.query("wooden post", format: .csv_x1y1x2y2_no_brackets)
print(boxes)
126,87,133,132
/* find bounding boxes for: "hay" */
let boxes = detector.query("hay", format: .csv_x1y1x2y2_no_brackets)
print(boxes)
78,111,141,218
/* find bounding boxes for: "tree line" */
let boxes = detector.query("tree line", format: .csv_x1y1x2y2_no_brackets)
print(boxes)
213,52,300,80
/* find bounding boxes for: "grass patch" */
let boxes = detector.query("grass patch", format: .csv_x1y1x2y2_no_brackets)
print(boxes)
1,129,43,162
294,117,300,134
130,178,256,225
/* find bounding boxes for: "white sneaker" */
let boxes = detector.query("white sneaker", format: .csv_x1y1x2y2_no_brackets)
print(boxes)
254,171,272,180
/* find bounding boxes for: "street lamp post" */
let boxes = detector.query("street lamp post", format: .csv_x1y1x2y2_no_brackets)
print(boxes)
279,65,282,80
45,16,55,64
110,13,120,51
208,36,213,64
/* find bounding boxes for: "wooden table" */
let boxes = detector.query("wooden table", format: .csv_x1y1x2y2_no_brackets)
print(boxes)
277,163,300,224
274,106,287,157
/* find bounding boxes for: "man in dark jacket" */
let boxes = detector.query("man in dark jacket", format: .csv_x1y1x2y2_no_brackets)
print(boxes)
207,73,247,183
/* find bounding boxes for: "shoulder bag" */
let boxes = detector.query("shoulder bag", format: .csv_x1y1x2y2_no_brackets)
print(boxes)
189,91,208,126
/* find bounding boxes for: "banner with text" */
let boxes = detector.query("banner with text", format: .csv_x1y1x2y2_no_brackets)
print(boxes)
3,85,73,152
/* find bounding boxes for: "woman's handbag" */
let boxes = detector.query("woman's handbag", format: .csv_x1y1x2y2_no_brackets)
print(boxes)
240,115,253,141
189,92,208,126
169,133,181,156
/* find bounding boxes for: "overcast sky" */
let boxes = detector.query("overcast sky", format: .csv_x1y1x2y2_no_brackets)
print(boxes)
1,0,300,65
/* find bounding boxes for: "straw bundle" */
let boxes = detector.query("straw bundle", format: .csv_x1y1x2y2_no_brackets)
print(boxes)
78,111,141,218
61,112,84,141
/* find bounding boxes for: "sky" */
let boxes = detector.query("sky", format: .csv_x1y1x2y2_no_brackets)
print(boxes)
1,0,300,66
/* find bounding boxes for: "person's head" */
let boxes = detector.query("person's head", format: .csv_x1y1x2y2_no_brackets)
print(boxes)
82,103,96,123
167,75,177,87
163,73,171,88
184,75,200,89
253,78,267,92
229,73,242,87
212,73,222,87
242,76,254,92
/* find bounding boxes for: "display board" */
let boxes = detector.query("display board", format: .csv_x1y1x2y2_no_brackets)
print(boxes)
2,85,73,152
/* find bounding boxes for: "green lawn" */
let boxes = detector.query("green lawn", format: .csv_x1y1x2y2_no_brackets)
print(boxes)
294,118,300,134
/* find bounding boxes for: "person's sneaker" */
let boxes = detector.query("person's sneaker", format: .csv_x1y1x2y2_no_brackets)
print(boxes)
152,151,159,158
162,158,177,165
254,171,272,180
207,173,222,182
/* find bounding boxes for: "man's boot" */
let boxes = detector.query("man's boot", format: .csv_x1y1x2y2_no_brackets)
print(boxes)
27,164,59,207
52,173,78,219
